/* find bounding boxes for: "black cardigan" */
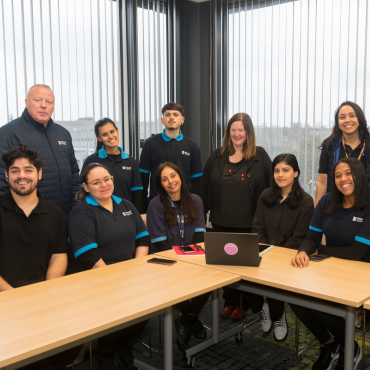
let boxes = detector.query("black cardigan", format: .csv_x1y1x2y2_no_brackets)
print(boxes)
203,147,272,218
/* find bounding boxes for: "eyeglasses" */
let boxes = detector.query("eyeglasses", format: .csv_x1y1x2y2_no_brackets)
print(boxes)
86,176,114,187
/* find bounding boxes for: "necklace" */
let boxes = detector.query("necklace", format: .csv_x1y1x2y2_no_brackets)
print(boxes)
342,134,365,160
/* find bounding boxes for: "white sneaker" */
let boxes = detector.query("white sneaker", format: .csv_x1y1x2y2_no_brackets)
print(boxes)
273,310,288,342
259,303,272,332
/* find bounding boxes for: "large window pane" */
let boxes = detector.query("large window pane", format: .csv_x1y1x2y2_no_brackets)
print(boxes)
228,0,370,196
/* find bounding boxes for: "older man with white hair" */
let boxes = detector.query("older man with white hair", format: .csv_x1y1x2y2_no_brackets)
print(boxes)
0,84,80,215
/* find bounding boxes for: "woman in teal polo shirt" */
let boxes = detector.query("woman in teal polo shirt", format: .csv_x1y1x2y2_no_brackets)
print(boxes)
82,118,143,213
291,157,369,370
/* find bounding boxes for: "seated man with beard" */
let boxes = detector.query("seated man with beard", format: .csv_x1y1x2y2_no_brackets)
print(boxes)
0,144,68,291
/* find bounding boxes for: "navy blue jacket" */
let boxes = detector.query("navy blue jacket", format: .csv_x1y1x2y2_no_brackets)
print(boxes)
326,138,370,192
0,108,80,215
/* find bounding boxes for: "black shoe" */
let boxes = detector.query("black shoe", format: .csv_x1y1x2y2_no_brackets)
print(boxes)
93,353,121,370
114,346,136,370
333,341,362,370
312,340,340,370
189,318,207,340
175,317,192,351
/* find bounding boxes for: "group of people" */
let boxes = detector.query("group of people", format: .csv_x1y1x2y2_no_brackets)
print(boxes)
0,84,368,370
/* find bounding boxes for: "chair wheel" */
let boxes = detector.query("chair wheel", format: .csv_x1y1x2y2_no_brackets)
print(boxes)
235,332,243,343
186,355,196,368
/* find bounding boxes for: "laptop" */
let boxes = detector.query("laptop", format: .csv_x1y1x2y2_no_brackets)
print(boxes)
204,232,271,267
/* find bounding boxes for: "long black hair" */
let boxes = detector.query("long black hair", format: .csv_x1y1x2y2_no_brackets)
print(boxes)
325,157,370,213
155,162,198,226
75,163,111,202
261,153,304,208
320,101,370,149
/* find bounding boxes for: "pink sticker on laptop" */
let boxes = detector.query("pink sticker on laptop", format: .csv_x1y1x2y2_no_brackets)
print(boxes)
224,243,238,255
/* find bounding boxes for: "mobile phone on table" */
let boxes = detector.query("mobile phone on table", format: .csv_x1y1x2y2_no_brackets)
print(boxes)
147,258,177,266
179,246,196,253
309,254,331,262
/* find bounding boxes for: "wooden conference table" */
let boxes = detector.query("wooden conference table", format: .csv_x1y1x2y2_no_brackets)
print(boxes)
155,245,370,370
364,299,370,311
0,255,240,370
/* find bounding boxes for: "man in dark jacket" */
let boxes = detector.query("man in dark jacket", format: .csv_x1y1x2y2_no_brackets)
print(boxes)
0,84,80,215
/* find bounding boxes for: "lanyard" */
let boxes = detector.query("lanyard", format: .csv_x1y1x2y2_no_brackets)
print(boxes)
342,134,365,160
175,206,185,246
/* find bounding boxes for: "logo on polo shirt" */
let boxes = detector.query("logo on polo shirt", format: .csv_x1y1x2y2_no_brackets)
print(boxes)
182,151,190,156
122,166,132,170
122,211,133,216
58,141,67,145
353,217,363,222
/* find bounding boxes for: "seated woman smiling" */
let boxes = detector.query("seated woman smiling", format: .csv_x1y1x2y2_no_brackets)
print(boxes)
147,162,207,352
68,163,150,369
291,157,370,370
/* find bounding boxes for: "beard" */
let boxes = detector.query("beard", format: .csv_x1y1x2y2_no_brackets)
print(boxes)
9,178,39,196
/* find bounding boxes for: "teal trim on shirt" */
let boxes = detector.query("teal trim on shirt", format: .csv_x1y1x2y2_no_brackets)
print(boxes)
195,228,206,233
190,173,203,179
74,243,98,258
139,168,151,173
355,236,370,246
151,236,168,243
136,231,149,240
162,129,183,142
309,225,323,232
99,145,129,159
86,194,122,206
130,187,143,191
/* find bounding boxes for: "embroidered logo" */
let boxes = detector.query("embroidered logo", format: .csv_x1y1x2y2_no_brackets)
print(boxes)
122,211,133,216
182,151,190,156
353,217,363,222
224,243,238,255
122,166,132,170
58,141,67,145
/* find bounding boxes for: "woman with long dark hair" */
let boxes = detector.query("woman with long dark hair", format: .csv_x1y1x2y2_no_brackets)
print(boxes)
68,163,150,369
246,154,314,341
147,162,207,352
315,101,370,206
82,118,144,213
203,113,272,320
291,157,370,370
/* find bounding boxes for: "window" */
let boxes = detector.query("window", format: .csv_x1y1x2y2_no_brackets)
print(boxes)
0,0,120,169
137,0,168,141
228,0,370,195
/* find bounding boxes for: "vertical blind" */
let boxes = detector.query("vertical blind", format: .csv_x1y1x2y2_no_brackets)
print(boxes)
0,0,121,168
228,0,370,195
137,0,168,141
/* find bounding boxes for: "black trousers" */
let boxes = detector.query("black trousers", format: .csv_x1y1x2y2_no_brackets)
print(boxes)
290,304,346,347
176,292,211,323
243,294,285,322
211,223,252,311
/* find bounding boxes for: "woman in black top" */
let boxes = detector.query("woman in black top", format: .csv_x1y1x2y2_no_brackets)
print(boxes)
203,112,272,320
315,101,370,206
291,158,369,370
246,154,313,342
82,118,144,214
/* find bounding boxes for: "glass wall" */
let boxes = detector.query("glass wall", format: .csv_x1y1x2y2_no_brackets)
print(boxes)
137,0,168,141
0,0,120,169
228,0,370,195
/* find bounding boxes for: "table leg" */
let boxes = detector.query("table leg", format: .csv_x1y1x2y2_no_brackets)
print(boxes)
345,306,355,370
163,306,173,370
212,289,219,343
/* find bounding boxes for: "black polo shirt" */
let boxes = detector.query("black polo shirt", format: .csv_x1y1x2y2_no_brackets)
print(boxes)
139,129,203,201
308,193,370,261
0,191,68,288
82,146,143,201
319,140,367,174
68,194,149,265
